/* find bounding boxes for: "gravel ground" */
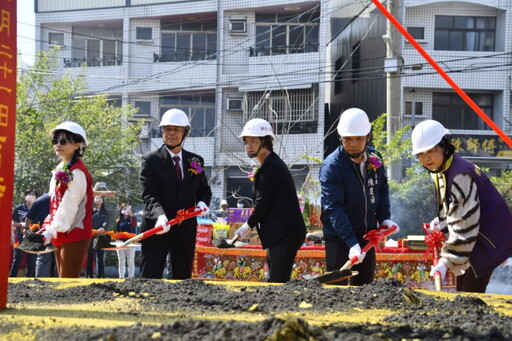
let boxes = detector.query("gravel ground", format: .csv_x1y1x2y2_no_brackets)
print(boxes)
6,278,512,340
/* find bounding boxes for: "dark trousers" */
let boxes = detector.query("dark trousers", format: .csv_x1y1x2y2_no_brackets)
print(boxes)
266,233,305,283
456,269,493,293
86,245,105,278
25,253,37,277
140,222,196,279
35,252,57,277
10,248,26,277
324,235,376,286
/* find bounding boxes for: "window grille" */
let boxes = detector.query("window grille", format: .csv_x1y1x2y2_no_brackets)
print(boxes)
245,89,316,123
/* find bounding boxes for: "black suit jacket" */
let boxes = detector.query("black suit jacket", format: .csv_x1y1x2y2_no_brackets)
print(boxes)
139,145,212,232
247,152,307,249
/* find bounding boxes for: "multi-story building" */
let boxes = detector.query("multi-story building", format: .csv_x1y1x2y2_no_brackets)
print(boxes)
34,0,328,207
329,0,512,175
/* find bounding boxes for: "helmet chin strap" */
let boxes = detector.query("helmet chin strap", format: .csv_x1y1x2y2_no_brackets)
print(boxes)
347,142,368,159
247,144,263,158
165,138,184,151
347,149,365,158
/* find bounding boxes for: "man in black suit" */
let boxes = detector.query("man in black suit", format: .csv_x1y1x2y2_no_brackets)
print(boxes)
139,108,212,279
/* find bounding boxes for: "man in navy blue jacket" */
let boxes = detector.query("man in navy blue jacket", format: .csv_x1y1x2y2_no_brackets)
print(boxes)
319,108,399,285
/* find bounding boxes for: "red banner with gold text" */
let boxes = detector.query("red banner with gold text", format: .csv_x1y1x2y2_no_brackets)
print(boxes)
0,0,17,309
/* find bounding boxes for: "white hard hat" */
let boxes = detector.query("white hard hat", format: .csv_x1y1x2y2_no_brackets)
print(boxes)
49,121,88,146
220,199,228,206
337,108,372,137
159,108,190,128
411,120,450,155
239,118,274,138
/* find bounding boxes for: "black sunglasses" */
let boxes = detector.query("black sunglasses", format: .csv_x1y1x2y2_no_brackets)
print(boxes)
52,138,70,145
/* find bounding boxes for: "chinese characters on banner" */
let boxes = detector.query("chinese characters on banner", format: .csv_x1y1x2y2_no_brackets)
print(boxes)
0,0,17,309
451,135,512,158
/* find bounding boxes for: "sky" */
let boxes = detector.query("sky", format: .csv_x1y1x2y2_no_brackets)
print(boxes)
17,0,36,65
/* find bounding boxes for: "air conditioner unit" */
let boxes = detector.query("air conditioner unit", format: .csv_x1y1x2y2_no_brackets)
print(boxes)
229,20,247,34
227,98,243,111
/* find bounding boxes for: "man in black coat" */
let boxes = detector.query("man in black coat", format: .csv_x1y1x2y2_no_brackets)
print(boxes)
139,108,212,279
235,118,306,283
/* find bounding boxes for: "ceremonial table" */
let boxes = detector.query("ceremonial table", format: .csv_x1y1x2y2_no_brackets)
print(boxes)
192,244,455,289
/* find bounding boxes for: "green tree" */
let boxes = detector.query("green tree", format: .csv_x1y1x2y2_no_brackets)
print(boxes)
371,114,434,236
388,165,436,236
370,113,412,165
15,49,143,205
490,170,512,212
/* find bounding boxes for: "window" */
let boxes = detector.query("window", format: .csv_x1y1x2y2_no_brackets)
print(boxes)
136,27,152,40
351,42,361,82
334,56,344,94
227,98,243,111
70,27,123,67
49,32,64,46
432,92,493,130
405,101,423,116
160,20,217,62
407,27,424,40
245,89,318,134
134,101,151,116
229,20,246,33
434,16,495,51
159,94,215,137
253,12,319,56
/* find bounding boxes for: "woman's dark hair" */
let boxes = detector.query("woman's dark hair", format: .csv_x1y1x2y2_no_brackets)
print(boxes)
261,136,273,152
25,188,39,197
53,129,86,159
116,203,129,224
438,136,455,158
96,198,108,215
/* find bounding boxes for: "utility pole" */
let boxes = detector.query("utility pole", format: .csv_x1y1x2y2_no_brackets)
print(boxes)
384,0,402,181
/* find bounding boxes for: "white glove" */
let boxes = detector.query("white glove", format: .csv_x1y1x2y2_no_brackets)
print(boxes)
429,217,441,232
41,227,56,245
348,244,366,264
235,222,251,239
155,214,169,235
382,219,400,235
196,201,210,216
430,258,448,279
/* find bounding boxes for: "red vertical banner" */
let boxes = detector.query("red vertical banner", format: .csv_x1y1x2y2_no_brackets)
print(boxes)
0,0,17,309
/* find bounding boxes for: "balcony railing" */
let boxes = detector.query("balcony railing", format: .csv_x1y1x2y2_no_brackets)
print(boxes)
153,49,217,63
249,42,319,57
63,56,123,68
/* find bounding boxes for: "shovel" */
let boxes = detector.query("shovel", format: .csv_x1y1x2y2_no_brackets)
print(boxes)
315,225,397,284
117,207,202,248
17,225,57,254
423,223,445,291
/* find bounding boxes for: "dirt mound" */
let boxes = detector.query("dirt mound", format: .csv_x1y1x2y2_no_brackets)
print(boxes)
6,278,512,340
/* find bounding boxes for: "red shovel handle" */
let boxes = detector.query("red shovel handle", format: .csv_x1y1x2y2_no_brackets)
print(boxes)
346,225,398,267
119,207,202,247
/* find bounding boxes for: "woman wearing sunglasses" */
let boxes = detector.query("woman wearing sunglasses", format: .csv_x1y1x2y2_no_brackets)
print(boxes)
41,121,93,278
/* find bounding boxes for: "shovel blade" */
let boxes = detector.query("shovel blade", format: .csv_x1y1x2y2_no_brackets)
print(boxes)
314,269,358,284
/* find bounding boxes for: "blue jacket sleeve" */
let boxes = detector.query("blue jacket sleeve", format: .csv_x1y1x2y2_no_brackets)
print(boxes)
319,162,358,248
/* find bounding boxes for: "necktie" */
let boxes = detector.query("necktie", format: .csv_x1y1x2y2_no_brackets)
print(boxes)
173,156,182,181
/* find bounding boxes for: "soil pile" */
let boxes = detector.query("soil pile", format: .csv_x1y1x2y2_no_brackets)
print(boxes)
6,278,512,340
17,233,45,251
92,234,112,249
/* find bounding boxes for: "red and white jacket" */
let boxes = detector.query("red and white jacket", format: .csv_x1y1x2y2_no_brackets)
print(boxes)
47,159,93,246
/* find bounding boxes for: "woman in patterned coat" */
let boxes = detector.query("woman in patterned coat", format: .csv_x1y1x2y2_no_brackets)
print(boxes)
411,120,512,292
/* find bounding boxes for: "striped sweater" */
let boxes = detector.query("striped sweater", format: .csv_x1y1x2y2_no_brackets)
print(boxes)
432,155,512,278
433,171,480,275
